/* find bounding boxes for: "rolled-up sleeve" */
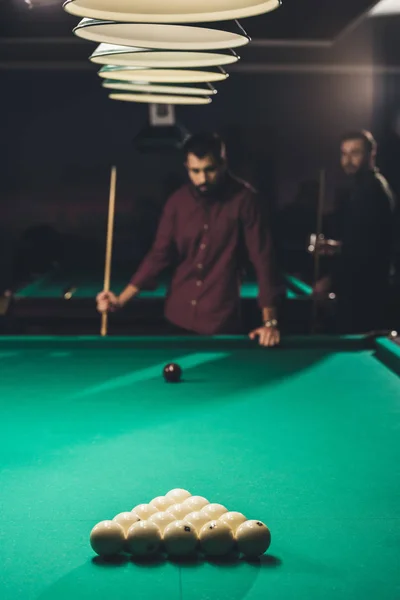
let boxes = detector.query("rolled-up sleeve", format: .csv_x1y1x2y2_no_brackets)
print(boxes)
241,193,279,307
130,198,175,290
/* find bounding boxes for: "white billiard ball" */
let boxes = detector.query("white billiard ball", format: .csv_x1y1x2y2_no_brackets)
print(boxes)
163,520,198,557
112,511,141,534
126,521,162,557
200,503,228,520
165,488,192,503
149,496,174,512
166,503,191,520
184,511,210,534
131,503,158,520
235,520,271,558
181,495,209,513
148,511,176,534
199,520,235,557
218,511,247,534
90,520,125,557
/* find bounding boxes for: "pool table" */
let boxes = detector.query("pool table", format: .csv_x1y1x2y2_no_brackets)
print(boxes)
9,266,313,334
1,334,399,600
13,270,309,301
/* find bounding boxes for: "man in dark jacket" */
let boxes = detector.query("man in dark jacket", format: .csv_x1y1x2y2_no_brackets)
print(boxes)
316,130,396,332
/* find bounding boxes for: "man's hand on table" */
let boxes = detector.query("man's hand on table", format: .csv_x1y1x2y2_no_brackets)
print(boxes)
249,325,280,347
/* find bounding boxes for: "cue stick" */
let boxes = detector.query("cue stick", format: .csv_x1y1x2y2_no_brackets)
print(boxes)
311,168,326,333
101,165,117,337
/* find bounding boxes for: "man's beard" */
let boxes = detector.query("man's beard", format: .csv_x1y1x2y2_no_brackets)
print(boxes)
194,183,218,197
343,166,359,176
192,174,227,198
343,162,370,177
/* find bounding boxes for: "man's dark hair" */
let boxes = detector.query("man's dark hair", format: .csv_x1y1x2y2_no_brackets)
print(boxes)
340,130,377,155
183,132,226,163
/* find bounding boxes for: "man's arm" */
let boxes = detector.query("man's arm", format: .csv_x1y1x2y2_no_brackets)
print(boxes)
116,284,140,308
241,193,279,313
118,198,176,307
262,306,278,322
241,193,281,345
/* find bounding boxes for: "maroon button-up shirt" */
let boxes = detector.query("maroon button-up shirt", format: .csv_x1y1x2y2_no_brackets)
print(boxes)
130,175,278,334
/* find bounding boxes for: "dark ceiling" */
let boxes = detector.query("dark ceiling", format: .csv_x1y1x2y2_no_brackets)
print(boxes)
3,0,398,71
0,0,379,40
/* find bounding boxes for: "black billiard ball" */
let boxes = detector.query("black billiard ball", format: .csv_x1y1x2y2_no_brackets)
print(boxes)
163,363,182,383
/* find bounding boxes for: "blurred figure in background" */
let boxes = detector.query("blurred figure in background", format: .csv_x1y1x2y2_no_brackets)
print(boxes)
315,130,396,333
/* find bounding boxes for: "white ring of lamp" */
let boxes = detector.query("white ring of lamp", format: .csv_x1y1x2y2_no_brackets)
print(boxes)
90,44,239,68
108,92,212,105
98,66,229,84
73,20,250,50
64,0,281,23
102,80,217,96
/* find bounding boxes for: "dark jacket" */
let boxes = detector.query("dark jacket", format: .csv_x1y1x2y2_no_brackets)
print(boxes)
334,169,395,292
333,169,395,331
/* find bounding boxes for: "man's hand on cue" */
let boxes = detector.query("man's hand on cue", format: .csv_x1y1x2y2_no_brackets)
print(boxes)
249,325,280,347
96,291,120,313
313,275,332,296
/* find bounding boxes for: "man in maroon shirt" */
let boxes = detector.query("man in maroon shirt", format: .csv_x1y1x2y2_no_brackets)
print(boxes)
97,133,280,346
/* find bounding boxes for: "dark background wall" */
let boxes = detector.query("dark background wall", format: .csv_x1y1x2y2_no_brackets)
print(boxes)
2,0,400,291
3,2,400,296
1,68,382,258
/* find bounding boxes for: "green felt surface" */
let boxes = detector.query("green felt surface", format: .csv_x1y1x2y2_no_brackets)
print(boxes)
0,336,399,600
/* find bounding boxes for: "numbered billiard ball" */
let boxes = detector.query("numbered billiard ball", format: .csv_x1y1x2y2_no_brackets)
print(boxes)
163,363,182,383
235,520,271,558
199,521,235,557
125,521,162,558
163,521,198,557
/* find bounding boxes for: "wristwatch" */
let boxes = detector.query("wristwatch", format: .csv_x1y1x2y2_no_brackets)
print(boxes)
264,319,278,328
